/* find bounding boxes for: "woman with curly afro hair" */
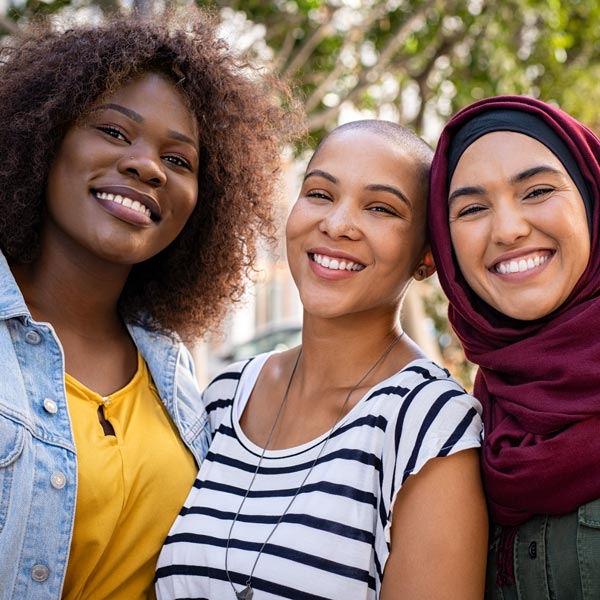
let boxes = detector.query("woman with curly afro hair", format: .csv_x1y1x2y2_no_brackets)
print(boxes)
0,8,302,599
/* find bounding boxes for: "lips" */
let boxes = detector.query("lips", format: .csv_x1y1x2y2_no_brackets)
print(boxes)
92,185,161,221
493,251,553,274
309,252,365,272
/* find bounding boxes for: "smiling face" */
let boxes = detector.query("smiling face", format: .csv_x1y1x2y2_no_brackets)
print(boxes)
44,72,199,267
286,127,432,322
448,131,590,320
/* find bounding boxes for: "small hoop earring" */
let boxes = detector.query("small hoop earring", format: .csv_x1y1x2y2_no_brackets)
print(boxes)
417,267,426,279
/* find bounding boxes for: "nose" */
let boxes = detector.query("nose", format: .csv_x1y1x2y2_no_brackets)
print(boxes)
491,202,531,246
119,147,167,187
318,200,361,240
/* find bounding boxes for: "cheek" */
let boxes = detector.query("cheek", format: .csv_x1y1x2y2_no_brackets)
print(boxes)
449,224,485,290
173,182,199,221
451,220,483,258
571,234,591,278
284,203,308,249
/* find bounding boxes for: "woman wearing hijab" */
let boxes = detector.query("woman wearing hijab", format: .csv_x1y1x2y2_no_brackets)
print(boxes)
428,95,600,599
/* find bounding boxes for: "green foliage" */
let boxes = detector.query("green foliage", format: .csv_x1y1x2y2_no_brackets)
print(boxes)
6,0,600,137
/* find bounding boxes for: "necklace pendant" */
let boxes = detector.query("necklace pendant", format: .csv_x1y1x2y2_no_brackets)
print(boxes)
236,584,254,599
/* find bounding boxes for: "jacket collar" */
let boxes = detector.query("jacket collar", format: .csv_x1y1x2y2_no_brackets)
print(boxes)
0,252,30,321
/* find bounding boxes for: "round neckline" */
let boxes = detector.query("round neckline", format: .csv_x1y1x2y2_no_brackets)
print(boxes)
65,352,145,405
231,351,430,459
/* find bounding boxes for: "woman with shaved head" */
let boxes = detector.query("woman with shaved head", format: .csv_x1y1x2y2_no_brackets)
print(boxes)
157,120,487,600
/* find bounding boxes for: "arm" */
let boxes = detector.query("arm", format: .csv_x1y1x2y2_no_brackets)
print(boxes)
380,449,488,600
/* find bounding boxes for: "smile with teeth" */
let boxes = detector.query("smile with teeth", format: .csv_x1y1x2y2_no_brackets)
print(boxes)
95,191,152,218
494,253,550,274
311,253,365,271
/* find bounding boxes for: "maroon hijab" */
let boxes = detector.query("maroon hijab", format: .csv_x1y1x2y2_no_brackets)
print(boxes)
429,96,600,527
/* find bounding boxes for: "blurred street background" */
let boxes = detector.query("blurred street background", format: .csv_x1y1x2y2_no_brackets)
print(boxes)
3,0,600,388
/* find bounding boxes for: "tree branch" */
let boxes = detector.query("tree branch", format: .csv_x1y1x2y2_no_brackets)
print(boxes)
272,24,300,74
282,12,334,80
306,0,437,131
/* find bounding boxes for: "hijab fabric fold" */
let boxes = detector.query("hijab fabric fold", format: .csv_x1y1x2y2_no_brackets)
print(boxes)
428,96,600,528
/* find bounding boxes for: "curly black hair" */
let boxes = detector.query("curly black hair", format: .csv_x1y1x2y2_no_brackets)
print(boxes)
0,8,303,340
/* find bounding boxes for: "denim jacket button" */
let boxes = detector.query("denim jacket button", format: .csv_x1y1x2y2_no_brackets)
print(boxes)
50,472,66,489
31,564,50,582
24,330,42,345
43,398,58,414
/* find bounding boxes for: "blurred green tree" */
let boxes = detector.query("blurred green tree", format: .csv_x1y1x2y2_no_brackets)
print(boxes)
5,0,600,136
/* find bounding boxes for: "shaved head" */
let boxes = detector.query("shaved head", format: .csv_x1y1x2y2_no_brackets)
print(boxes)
309,119,433,190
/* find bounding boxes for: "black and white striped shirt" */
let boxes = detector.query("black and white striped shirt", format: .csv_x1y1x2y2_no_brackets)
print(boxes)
156,353,482,600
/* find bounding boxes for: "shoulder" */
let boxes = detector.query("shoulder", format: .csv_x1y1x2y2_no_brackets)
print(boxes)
202,352,274,411
371,359,482,451
374,358,480,412
203,357,253,397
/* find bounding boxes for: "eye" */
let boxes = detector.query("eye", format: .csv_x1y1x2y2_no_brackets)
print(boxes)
163,155,193,171
305,190,332,201
97,126,128,142
368,204,397,216
524,186,554,200
455,204,487,218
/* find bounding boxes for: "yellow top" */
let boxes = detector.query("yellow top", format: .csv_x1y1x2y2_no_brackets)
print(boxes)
62,353,197,600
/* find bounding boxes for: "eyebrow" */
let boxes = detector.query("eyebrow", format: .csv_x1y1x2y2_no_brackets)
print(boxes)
304,169,337,184
93,102,199,150
448,164,565,205
510,165,563,184
304,169,412,208
366,183,412,209
96,103,143,123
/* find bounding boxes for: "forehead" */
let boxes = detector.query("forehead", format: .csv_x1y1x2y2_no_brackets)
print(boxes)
451,131,566,184
94,73,198,139
311,128,425,200
314,128,399,162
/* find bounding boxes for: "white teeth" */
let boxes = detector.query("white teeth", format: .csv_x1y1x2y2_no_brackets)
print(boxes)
311,253,364,271
96,191,152,218
495,254,549,274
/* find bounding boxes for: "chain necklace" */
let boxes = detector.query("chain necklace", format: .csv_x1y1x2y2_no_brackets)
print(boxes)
225,332,404,600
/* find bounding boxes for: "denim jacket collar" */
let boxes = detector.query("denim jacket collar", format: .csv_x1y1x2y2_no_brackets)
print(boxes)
0,252,30,321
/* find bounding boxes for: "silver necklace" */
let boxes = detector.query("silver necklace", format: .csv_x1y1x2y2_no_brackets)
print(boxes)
225,332,404,600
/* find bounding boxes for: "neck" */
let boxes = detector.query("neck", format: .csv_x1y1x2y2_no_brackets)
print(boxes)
10,239,131,337
297,310,414,392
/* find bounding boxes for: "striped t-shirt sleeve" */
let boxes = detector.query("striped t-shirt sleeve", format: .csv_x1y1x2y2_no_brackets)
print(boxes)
377,361,482,549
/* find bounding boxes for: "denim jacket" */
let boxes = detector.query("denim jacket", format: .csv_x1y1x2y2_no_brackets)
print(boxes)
0,253,210,599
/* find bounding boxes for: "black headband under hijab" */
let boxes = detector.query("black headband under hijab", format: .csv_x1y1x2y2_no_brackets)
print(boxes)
447,108,593,231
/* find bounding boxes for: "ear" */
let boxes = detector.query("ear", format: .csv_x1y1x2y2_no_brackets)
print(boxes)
413,249,436,281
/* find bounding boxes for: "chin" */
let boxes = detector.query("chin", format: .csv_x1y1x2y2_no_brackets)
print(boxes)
495,302,558,322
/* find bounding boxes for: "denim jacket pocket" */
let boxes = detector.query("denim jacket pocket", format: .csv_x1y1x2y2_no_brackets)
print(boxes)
0,415,25,532
577,496,600,600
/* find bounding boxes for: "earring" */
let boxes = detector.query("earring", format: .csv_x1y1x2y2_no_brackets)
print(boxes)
417,266,426,279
